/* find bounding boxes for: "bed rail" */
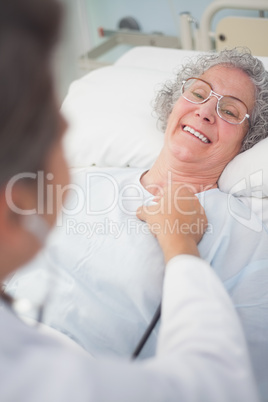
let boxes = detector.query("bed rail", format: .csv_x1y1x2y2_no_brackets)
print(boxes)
199,0,268,51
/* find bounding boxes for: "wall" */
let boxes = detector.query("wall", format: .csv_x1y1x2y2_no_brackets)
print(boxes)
56,0,92,100
56,0,268,100
83,0,266,48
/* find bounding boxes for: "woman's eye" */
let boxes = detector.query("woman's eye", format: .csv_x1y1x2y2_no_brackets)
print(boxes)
221,108,238,118
222,110,234,116
192,91,205,100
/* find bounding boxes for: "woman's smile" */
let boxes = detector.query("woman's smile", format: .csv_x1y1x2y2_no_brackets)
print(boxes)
182,125,211,144
165,65,255,174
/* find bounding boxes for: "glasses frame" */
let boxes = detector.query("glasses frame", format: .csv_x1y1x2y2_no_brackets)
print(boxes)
181,77,250,125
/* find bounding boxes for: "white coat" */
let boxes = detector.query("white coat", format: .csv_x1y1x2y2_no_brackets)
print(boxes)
0,255,259,402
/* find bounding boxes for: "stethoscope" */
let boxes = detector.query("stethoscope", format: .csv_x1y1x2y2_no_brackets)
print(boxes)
131,194,162,358
1,287,161,359
2,276,162,361
0,215,57,324
131,303,161,359
2,214,162,358
0,283,51,325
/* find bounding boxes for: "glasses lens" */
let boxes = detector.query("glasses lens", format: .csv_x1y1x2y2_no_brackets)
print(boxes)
182,78,248,124
182,78,211,103
218,97,247,124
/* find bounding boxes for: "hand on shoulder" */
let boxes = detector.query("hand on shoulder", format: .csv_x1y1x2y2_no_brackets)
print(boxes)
137,183,207,262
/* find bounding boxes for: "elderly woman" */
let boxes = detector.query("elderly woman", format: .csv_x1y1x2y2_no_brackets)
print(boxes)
143,50,267,193
6,48,268,399
5,1,262,401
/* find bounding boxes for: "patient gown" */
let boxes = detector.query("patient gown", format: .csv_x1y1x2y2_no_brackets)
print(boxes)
5,167,268,400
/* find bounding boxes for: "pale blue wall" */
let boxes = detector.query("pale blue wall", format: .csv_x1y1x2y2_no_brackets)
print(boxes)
57,1,267,99
84,0,266,47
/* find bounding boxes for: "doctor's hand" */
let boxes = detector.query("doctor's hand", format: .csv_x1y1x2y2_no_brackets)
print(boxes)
136,184,208,263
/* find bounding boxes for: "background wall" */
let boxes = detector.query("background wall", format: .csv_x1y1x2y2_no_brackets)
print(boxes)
56,0,267,100
83,0,266,48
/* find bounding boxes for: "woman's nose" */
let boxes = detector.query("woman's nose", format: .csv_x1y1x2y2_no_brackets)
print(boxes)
195,98,217,124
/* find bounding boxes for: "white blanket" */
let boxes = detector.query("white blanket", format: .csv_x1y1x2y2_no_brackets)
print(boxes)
6,167,268,399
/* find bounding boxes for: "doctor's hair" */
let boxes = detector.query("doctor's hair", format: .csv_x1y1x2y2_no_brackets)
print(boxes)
154,47,268,152
0,0,62,188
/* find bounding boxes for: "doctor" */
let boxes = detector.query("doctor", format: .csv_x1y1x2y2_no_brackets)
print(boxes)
0,0,259,401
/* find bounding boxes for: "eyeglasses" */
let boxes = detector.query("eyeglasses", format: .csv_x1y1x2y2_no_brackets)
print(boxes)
181,77,250,125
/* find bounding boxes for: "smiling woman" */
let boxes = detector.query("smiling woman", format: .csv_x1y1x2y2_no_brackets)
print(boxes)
142,62,257,193
1,0,267,400
5,45,268,402
154,48,268,153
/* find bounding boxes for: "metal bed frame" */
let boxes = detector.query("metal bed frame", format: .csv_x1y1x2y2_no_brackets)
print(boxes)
79,0,268,72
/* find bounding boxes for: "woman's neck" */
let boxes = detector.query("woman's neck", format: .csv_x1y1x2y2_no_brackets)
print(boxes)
140,148,218,195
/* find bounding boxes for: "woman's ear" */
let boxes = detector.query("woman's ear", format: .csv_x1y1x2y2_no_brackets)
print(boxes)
0,183,34,232
0,185,36,240
0,186,41,279
0,187,19,243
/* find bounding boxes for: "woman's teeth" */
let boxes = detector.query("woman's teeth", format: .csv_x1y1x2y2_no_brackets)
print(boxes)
183,126,210,143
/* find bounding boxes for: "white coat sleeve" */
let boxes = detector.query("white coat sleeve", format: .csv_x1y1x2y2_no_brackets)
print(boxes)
2,255,260,402
86,255,260,402
154,255,260,401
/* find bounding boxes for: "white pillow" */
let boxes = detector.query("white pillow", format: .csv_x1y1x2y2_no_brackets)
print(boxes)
62,65,165,169
61,48,204,170
218,138,268,224
219,137,268,197
114,46,200,73
61,47,268,222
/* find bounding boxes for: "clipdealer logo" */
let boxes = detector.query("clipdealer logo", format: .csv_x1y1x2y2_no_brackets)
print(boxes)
226,170,264,232
65,216,210,239
5,169,265,235
4,170,211,239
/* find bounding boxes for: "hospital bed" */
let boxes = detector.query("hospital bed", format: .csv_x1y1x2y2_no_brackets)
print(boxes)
195,0,268,55
79,0,268,76
5,44,268,401
62,46,268,226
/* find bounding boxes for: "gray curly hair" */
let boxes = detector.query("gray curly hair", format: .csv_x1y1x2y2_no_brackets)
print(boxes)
154,48,268,152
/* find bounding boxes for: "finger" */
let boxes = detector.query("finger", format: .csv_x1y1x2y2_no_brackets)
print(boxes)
153,195,161,203
136,206,145,222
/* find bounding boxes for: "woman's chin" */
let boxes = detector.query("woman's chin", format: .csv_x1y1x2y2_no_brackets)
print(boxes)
167,133,209,163
167,142,201,163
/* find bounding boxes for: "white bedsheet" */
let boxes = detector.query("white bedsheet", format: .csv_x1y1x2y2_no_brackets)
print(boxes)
6,46,268,400
5,167,268,398
62,46,268,227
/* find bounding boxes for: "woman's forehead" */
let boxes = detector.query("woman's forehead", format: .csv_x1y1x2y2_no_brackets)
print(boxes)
200,65,255,111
